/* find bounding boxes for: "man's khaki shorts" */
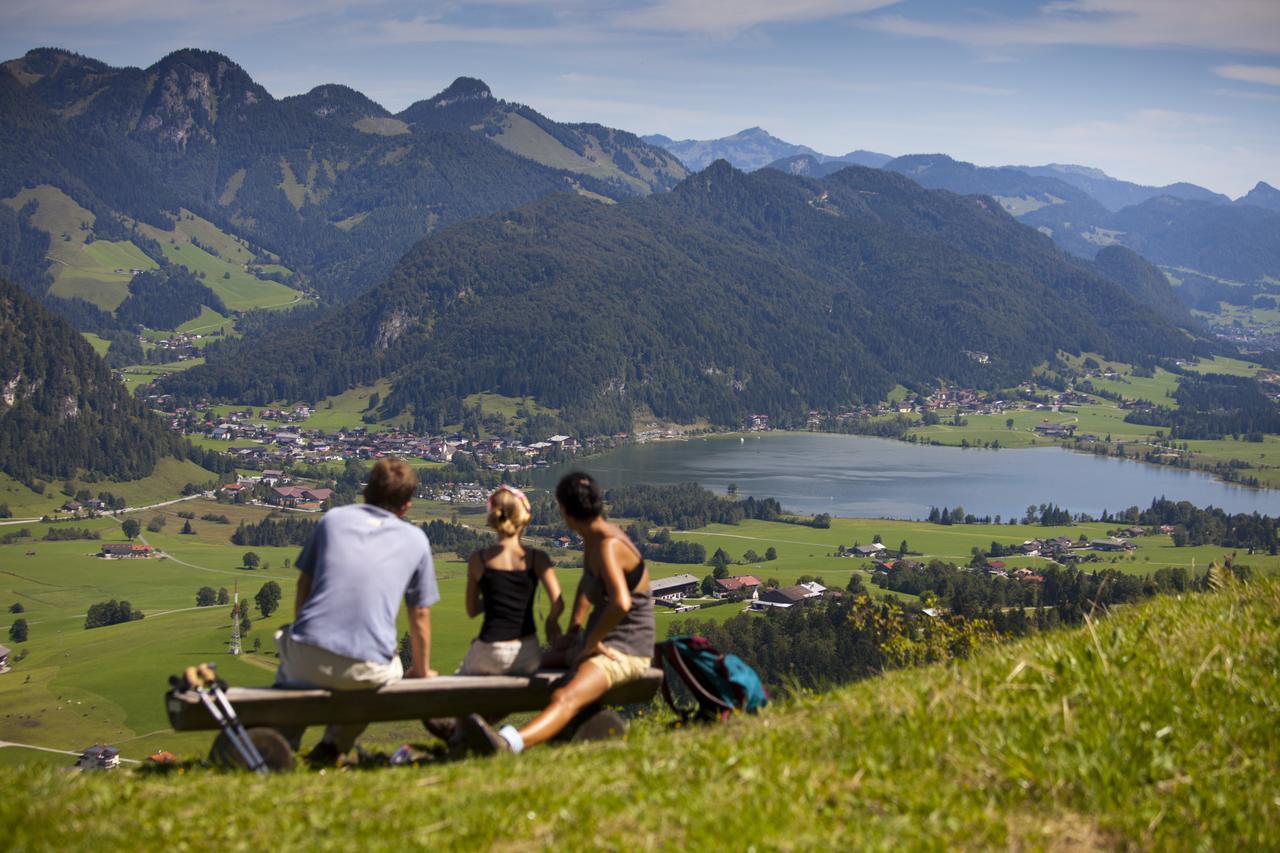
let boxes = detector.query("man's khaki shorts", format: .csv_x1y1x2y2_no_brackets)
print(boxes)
580,649,652,688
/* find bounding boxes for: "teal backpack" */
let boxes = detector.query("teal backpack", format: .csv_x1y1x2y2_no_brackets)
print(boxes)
655,636,768,722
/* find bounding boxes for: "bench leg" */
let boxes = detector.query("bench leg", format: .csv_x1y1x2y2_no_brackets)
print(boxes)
555,706,628,743
209,727,296,772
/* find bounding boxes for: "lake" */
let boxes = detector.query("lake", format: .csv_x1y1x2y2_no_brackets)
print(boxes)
533,433,1280,519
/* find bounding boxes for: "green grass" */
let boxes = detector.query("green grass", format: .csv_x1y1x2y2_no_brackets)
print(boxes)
1087,368,1181,407
3,579,1275,848
0,746,79,769
80,332,111,357
121,359,205,395
1179,355,1265,378
4,492,1277,770
135,209,300,312
3,185,159,310
175,305,235,338
0,458,215,520
305,380,397,433
155,241,299,311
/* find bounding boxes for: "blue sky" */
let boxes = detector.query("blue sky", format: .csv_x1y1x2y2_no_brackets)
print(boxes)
2,0,1277,196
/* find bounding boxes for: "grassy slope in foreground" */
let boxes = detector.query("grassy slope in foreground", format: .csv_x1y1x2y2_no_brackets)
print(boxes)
5,582,1278,849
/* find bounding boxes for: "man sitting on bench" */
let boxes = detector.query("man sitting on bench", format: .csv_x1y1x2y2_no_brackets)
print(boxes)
273,457,439,765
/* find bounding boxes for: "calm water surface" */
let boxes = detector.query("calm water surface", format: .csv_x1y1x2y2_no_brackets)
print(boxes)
534,433,1280,519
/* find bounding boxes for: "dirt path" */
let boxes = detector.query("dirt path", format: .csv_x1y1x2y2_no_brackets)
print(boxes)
0,740,141,764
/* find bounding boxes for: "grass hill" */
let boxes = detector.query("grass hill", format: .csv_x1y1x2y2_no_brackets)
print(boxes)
164,160,1197,434
3,575,1274,847
397,77,687,197
0,48,682,303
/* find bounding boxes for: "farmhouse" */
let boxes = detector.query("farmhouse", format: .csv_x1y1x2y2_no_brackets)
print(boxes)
1091,538,1136,552
269,486,334,508
77,745,120,771
0,643,9,674
850,543,886,558
715,575,761,596
1033,421,1076,438
756,584,823,609
99,543,153,558
649,574,700,601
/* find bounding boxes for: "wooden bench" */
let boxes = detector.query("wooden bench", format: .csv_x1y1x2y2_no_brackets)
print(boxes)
166,668,664,769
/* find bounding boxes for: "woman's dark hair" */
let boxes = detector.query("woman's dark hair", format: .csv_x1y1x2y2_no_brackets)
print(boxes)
555,471,604,520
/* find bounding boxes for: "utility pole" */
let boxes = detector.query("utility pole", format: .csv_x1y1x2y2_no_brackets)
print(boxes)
229,583,241,655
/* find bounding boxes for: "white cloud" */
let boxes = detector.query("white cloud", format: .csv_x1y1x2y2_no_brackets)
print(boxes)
0,0,371,27
1211,87,1280,102
617,0,901,34
1214,64,1280,87
867,1,1280,54
367,15,602,46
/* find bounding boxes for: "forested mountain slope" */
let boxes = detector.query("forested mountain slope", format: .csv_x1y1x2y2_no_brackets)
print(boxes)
0,278,197,483
164,162,1196,434
0,48,678,302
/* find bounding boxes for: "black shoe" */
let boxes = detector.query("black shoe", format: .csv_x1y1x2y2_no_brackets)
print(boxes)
304,739,343,767
459,713,509,756
423,717,458,743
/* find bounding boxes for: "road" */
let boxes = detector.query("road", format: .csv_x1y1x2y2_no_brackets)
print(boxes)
0,493,204,526
0,740,141,764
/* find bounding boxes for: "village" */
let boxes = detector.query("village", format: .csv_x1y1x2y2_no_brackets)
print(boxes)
150,398,589,474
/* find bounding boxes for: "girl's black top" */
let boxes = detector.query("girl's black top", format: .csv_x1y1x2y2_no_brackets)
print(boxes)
478,548,540,642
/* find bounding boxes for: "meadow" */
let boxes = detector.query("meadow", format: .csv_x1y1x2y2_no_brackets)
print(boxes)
3,576,1275,849
3,490,1268,765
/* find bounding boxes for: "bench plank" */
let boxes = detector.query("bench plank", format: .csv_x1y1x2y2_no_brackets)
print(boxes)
167,669,664,731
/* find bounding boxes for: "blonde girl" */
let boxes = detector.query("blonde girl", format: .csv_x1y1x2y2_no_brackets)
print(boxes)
457,484,563,675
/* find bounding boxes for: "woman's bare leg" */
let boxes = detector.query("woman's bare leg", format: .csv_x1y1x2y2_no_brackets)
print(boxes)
517,660,611,748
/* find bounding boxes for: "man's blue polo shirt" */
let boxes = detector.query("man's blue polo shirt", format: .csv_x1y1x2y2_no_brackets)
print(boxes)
289,503,438,663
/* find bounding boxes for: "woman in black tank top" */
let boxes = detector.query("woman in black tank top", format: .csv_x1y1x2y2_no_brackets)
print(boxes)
457,485,564,676
460,472,655,756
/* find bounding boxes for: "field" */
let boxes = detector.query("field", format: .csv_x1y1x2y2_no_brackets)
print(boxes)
3,185,303,320
3,185,159,310
119,359,206,394
4,486,1272,766
1179,354,1266,377
3,575,1275,848
899,355,1280,486
152,241,300,311
303,380,398,433
135,208,304,312
80,332,111,357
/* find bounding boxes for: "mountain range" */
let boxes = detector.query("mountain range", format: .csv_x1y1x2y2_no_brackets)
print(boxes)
643,127,890,172
0,48,684,304
163,160,1197,433
645,131,1279,285
876,154,1280,284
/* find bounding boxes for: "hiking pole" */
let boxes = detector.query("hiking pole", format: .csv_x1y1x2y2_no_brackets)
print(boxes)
173,663,268,773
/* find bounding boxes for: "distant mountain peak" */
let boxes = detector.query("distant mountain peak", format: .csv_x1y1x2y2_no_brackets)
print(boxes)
430,76,493,108
1236,180,1280,212
1041,163,1112,181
